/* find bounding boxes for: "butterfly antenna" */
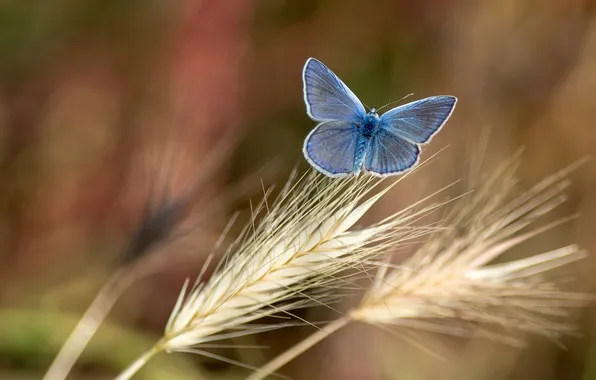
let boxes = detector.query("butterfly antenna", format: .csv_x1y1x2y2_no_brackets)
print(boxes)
377,93,414,112
363,102,371,112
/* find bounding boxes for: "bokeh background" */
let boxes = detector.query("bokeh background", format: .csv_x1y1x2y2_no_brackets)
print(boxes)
1,0,596,379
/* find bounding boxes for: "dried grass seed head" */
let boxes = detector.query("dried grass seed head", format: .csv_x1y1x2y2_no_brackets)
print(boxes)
163,169,442,351
351,160,590,342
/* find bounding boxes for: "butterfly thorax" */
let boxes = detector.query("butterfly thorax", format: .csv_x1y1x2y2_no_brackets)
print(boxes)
358,112,380,139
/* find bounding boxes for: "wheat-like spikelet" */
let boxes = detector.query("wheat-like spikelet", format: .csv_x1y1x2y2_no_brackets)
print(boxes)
350,160,590,343
246,160,591,380
162,170,443,351
114,169,448,379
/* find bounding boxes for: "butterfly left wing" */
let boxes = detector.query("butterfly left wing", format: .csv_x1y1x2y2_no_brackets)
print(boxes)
379,96,456,144
303,58,366,122
303,120,359,177
364,128,420,177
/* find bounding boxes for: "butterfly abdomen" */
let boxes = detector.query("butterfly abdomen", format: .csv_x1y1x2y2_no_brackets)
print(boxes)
353,134,370,173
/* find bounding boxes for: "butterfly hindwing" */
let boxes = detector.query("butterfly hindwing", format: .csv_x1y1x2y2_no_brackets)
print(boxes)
303,120,359,177
379,96,457,144
364,128,420,176
303,58,366,122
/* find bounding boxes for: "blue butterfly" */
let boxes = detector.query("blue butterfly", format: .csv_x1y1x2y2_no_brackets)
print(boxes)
302,58,457,177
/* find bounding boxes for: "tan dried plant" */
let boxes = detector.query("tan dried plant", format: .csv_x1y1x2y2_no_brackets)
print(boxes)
115,168,448,379
248,160,591,380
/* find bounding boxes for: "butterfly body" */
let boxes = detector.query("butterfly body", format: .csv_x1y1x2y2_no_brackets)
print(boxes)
351,111,379,174
302,58,457,178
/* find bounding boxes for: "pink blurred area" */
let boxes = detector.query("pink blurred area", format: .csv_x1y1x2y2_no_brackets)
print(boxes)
0,0,251,282
0,0,595,379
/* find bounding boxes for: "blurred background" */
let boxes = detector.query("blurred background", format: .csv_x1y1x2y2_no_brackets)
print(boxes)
1,0,596,379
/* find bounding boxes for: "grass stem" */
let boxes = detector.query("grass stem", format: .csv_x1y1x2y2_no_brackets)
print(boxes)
43,267,136,380
246,316,351,380
113,344,162,380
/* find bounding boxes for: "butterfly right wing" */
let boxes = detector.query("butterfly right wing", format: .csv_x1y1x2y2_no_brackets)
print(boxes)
303,120,359,177
378,96,456,144
303,58,366,122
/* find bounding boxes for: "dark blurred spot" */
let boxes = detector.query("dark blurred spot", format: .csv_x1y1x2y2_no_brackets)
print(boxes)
120,196,188,266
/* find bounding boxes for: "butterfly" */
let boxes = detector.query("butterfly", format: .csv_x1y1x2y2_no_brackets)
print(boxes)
302,58,457,177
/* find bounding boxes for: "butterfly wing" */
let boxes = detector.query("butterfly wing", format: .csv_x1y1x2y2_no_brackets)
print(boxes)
364,128,420,176
379,96,457,144
303,58,366,122
303,120,359,177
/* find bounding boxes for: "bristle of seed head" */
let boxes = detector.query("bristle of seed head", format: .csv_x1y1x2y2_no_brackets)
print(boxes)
161,169,444,351
351,162,590,343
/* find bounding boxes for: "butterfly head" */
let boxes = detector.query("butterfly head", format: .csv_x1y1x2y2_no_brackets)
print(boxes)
368,107,379,117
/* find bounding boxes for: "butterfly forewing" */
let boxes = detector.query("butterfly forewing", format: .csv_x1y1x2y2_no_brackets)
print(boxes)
303,121,359,177
379,96,456,144
303,58,366,122
365,128,420,176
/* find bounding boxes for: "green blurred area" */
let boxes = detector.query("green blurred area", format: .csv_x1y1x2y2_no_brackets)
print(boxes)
0,0,595,379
